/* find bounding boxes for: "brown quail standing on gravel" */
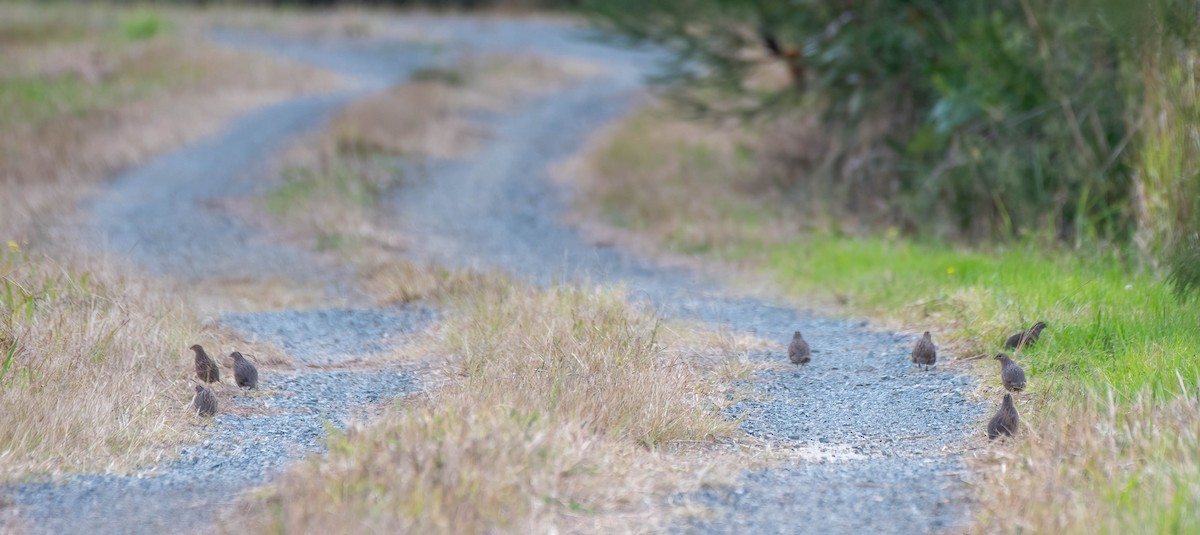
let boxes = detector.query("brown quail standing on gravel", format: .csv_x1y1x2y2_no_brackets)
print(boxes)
1004,321,1047,350
994,353,1027,392
911,331,937,371
788,331,811,366
191,344,219,383
231,351,258,389
987,393,1019,439
191,384,218,417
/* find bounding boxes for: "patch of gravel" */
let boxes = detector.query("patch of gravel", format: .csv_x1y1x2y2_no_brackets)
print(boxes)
9,368,417,535
675,458,971,534
727,346,980,457
221,305,438,365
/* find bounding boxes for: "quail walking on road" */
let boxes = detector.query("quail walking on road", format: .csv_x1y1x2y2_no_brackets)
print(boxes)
788,331,811,366
1004,321,1047,351
911,331,937,371
987,393,1019,439
191,344,219,383
994,353,1027,392
231,351,258,389
191,384,218,417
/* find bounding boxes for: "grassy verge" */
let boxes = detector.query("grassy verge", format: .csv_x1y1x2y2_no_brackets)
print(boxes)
0,4,337,479
0,245,281,479
0,3,341,237
243,276,761,532
571,104,1200,531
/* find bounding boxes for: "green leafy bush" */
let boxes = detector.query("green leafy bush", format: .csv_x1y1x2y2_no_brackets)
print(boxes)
586,0,1200,247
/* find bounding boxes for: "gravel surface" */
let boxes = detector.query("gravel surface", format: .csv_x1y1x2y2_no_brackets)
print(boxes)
676,458,970,534
10,369,416,535
221,305,438,365
3,15,981,535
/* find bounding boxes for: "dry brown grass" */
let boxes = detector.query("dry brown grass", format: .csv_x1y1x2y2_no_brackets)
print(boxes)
969,387,1200,534
328,53,601,160
559,104,800,259
0,247,286,479
239,276,765,533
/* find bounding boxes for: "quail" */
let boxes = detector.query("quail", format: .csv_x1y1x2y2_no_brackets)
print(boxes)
788,330,811,366
994,353,1027,392
191,384,218,417
987,393,1019,439
759,28,806,90
191,344,219,383
231,351,258,389
1004,321,1047,350
911,331,937,371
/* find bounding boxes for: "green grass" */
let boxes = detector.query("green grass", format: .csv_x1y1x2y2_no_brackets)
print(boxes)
0,6,187,128
266,164,390,217
761,235,1200,399
0,77,112,127
119,10,167,41
407,66,466,87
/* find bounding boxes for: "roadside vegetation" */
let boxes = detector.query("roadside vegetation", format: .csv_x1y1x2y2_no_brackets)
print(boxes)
572,1,1200,530
245,275,764,532
0,3,336,479
571,60,1200,535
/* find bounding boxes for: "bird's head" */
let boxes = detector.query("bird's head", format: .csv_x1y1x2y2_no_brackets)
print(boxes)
994,353,1009,362
1031,321,1048,333
1002,393,1013,406
230,351,243,361
792,330,803,339
189,344,202,353
923,331,931,338
194,384,204,393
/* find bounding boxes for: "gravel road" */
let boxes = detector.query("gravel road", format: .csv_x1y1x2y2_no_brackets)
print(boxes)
387,18,983,533
2,15,980,535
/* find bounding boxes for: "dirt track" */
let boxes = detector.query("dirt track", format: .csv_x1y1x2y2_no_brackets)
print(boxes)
2,16,980,534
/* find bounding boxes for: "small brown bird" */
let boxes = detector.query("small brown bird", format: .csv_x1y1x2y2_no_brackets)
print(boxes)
191,384,218,417
788,330,811,366
231,351,258,389
1004,321,1047,350
191,344,219,383
994,353,1027,392
911,331,937,371
987,393,1019,439
759,28,806,90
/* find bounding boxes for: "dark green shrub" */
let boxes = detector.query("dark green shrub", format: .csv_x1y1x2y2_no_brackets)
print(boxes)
585,0,1200,245
1168,236,1200,301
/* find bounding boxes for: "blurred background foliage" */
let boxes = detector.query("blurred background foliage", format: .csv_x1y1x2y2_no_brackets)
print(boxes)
585,0,1200,287
12,0,1200,294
